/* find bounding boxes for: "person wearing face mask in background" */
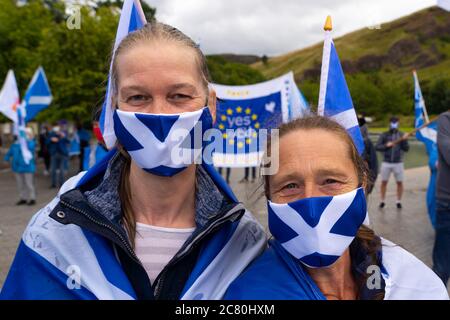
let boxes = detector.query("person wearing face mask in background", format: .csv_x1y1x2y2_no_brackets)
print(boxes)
46,124,70,188
4,128,37,206
375,116,410,209
0,20,265,300
224,116,448,300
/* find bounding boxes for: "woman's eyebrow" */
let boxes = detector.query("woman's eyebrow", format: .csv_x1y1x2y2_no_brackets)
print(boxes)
169,83,198,91
272,173,300,185
120,85,148,94
316,169,349,178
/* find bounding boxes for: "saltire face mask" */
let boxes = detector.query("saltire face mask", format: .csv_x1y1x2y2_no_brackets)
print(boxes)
113,107,213,177
268,187,368,268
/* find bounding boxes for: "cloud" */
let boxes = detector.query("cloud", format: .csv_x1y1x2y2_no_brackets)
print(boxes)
145,0,436,56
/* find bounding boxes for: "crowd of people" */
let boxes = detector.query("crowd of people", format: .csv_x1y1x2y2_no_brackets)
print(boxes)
3,117,109,206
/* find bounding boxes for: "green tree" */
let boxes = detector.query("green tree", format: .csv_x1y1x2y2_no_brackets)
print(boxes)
207,56,266,85
0,0,156,124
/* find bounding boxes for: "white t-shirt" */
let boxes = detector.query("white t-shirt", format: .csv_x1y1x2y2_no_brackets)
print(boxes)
134,222,195,284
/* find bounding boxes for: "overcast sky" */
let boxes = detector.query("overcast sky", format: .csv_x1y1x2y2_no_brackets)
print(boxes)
145,0,437,56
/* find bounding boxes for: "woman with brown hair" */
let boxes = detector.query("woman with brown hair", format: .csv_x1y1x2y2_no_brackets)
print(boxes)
224,115,448,300
1,21,265,300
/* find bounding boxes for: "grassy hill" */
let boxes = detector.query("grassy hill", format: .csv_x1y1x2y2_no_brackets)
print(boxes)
251,6,450,122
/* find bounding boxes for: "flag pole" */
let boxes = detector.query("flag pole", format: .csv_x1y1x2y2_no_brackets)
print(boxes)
390,118,437,146
318,15,333,116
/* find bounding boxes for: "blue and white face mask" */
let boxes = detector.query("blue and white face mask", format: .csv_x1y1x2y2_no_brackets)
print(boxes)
268,188,368,268
113,107,213,177
390,122,399,130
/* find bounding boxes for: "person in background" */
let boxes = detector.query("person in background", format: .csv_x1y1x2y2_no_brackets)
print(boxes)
433,109,450,287
358,115,378,196
4,128,37,206
47,124,70,188
83,120,109,171
240,167,257,183
218,167,231,184
77,122,91,172
38,124,51,176
375,116,410,209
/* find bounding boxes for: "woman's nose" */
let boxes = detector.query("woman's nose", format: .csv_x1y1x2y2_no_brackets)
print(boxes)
303,184,325,199
144,98,174,114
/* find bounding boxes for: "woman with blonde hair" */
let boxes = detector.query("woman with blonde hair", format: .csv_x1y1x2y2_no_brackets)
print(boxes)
1,21,265,300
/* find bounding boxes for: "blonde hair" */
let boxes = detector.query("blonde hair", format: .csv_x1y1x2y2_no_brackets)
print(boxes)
111,21,210,96
111,21,211,248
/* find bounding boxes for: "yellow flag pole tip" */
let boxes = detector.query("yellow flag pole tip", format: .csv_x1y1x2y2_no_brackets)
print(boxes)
324,15,332,31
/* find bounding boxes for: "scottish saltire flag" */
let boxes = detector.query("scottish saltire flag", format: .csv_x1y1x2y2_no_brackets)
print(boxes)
0,70,20,123
211,72,309,167
318,17,364,155
0,154,266,299
100,0,147,149
23,67,52,123
268,188,367,268
414,71,438,227
0,70,32,164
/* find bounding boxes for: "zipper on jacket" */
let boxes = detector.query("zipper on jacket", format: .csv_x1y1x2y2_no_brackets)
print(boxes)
59,199,143,267
153,205,245,299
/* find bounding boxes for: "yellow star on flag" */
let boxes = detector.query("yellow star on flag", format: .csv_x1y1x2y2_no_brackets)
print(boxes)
219,124,225,130
223,133,227,138
245,108,251,114
237,141,244,149
254,123,260,129
221,115,227,121
252,132,258,138
246,138,251,145
236,106,242,113
229,139,235,145
251,114,258,120
227,108,233,115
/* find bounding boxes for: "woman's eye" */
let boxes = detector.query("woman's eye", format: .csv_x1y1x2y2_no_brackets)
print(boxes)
171,93,192,100
278,183,301,197
322,179,343,187
127,95,148,103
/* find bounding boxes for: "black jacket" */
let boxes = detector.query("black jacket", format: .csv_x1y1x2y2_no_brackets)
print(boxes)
375,130,409,163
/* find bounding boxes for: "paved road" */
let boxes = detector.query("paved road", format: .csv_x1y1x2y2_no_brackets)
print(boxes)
1,161,448,293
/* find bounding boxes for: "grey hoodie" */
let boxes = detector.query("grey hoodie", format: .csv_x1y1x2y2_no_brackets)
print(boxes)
437,111,450,201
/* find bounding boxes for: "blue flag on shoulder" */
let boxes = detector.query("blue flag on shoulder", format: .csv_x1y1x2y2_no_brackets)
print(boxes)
318,17,364,155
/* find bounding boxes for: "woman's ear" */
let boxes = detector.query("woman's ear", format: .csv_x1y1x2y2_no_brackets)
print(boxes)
207,89,217,124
